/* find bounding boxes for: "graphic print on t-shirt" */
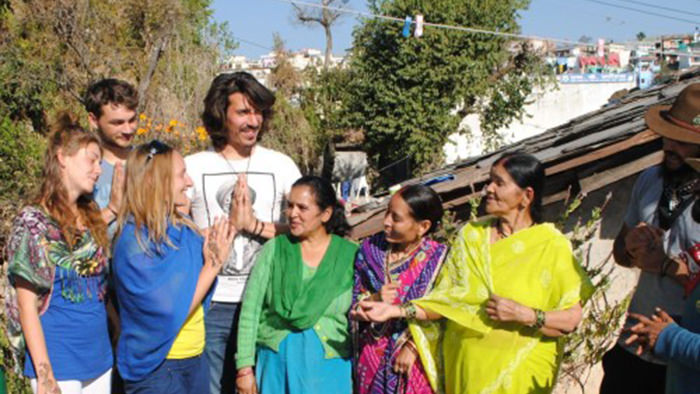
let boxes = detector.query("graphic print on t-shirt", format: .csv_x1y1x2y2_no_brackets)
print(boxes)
201,171,278,278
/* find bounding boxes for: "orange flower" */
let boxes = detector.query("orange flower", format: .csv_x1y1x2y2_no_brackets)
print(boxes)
136,128,147,135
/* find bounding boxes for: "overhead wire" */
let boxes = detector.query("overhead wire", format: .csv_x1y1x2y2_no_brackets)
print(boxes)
232,36,274,51
612,0,700,17
581,0,700,25
265,0,700,58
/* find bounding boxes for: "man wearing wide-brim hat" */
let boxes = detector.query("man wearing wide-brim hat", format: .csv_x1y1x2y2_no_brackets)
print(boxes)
622,152,700,394
600,83,700,394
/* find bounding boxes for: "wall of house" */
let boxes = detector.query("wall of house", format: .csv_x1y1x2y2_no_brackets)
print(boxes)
543,174,643,393
444,80,636,163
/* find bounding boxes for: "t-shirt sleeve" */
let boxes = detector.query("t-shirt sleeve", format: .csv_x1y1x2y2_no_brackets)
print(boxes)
655,322,700,370
184,155,200,200
6,211,53,295
623,168,653,227
280,155,302,195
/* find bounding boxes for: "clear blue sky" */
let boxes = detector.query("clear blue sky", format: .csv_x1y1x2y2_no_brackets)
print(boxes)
212,0,700,58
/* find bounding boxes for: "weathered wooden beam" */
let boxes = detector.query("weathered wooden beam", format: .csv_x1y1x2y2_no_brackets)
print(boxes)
349,150,663,240
545,130,659,176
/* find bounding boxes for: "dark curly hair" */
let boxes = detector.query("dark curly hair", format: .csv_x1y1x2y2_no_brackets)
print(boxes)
84,78,138,117
201,72,276,150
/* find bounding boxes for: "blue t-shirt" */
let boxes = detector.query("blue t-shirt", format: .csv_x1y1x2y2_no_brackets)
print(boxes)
93,160,114,210
93,161,117,238
24,266,113,380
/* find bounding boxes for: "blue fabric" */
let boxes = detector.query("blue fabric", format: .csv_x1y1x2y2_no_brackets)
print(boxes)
204,302,240,394
113,220,214,381
93,161,118,238
93,160,114,210
24,266,112,380
255,329,351,394
123,355,209,394
655,284,700,394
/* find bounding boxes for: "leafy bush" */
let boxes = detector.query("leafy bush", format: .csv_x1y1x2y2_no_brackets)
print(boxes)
0,116,43,393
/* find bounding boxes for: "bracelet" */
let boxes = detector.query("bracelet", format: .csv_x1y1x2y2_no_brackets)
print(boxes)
255,220,264,237
401,302,417,320
248,219,259,236
530,308,546,329
236,368,253,378
404,340,419,355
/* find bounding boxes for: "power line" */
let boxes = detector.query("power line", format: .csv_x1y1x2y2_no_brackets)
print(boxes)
268,0,700,58
272,0,589,46
612,0,700,18
233,36,274,51
581,0,700,25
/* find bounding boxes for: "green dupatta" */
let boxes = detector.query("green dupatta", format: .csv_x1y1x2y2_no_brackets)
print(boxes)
270,234,356,330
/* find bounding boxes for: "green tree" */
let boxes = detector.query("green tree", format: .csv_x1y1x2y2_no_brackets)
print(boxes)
268,33,304,96
263,35,324,175
637,31,646,41
0,0,235,131
344,0,553,186
0,2,234,390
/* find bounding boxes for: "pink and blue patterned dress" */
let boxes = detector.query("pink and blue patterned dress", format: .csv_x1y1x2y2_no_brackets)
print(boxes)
5,206,112,380
352,233,447,394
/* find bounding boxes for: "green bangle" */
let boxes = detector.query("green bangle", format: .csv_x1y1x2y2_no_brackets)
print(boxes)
401,302,417,320
530,308,546,329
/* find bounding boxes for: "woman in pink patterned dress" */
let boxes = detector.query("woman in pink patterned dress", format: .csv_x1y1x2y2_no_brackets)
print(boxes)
352,185,448,394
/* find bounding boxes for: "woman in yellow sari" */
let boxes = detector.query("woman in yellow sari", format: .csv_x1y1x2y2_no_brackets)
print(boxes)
352,153,592,394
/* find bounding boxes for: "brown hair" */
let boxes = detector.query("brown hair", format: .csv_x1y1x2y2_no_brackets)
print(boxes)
35,112,108,250
201,72,276,150
117,141,196,252
84,78,138,117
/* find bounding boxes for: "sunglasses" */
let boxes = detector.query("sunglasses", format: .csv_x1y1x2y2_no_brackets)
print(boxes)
145,140,171,162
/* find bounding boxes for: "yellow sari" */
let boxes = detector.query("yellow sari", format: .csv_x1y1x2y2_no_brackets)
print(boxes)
410,220,592,394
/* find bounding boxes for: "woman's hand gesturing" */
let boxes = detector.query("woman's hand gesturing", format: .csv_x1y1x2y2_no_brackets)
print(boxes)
486,294,534,325
393,341,418,375
204,217,236,270
350,300,401,323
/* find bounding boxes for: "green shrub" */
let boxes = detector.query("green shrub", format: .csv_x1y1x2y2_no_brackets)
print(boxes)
0,116,43,393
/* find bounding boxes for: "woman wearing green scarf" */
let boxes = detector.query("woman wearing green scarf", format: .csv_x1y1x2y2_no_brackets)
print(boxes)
236,176,357,394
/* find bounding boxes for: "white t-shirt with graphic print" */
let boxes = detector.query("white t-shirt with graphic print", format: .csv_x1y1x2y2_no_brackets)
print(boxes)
185,146,301,303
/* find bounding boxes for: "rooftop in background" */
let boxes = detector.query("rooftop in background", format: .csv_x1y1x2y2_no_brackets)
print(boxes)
349,66,700,238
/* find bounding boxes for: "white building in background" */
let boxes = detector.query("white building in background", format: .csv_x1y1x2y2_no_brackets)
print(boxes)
221,48,346,77
444,78,636,163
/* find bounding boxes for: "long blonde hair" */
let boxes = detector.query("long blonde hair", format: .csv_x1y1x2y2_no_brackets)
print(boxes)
36,112,108,250
117,141,196,252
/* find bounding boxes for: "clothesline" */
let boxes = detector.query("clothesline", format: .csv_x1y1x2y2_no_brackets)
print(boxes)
268,0,700,59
